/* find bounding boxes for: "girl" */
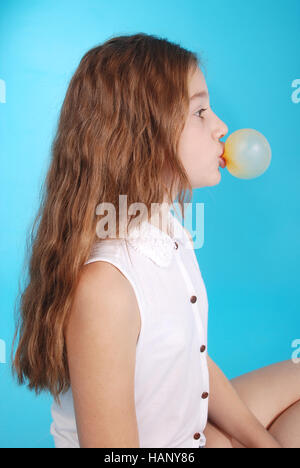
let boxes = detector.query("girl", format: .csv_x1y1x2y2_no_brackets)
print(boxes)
12,33,300,448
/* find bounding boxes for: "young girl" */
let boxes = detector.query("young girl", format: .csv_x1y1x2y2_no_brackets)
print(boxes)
12,33,300,449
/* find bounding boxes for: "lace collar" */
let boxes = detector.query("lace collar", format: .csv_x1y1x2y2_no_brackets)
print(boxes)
126,210,192,267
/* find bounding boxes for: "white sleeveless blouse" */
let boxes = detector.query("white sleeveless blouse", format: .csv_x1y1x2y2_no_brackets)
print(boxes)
50,210,210,448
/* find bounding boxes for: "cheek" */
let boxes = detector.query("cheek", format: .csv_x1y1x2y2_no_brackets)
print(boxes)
178,124,208,166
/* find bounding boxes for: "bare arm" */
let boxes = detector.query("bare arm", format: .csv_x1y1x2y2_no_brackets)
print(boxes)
65,261,141,448
207,355,281,448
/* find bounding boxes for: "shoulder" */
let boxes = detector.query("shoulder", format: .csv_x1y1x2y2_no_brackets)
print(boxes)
68,260,141,343
80,260,132,295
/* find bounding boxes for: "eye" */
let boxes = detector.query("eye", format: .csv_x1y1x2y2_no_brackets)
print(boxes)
195,108,208,119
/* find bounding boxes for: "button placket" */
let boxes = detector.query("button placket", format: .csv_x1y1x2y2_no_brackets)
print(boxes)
174,251,205,344
173,249,209,437
192,432,206,448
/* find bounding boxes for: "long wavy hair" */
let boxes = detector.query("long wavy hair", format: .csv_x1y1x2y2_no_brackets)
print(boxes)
11,32,200,403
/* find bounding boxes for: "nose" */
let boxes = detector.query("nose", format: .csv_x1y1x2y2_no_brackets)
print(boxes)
218,120,228,140
213,113,228,141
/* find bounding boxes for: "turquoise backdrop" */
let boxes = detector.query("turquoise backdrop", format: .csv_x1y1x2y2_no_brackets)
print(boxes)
0,0,299,448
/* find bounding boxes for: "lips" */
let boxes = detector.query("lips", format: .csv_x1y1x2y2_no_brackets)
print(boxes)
219,156,226,169
218,142,226,168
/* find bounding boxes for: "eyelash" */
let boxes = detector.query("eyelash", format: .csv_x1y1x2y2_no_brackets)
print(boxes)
195,108,208,119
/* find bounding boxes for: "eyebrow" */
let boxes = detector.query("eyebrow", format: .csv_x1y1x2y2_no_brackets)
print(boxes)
189,91,209,101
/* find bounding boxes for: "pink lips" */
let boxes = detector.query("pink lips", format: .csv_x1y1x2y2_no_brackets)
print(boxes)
219,156,226,169
218,142,226,168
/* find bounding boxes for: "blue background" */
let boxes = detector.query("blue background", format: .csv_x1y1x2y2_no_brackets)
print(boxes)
0,0,299,448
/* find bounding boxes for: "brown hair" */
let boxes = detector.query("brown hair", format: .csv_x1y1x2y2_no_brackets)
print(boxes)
11,32,200,403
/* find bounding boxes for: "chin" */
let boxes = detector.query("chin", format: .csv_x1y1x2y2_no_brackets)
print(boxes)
212,167,222,184
205,170,222,187
214,170,222,184
191,168,222,188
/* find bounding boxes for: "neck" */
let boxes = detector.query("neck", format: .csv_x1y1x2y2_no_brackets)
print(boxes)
147,200,173,236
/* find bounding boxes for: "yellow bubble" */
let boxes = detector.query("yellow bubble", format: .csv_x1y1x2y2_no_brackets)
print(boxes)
223,129,272,179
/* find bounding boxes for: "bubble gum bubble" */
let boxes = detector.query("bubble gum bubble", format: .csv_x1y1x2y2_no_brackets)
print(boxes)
223,129,272,179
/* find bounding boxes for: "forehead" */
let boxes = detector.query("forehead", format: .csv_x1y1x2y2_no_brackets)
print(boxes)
188,67,208,98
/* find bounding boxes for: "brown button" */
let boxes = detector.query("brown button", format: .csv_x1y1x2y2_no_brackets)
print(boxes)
200,345,206,353
174,241,179,249
190,295,197,303
193,432,200,440
201,392,209,399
